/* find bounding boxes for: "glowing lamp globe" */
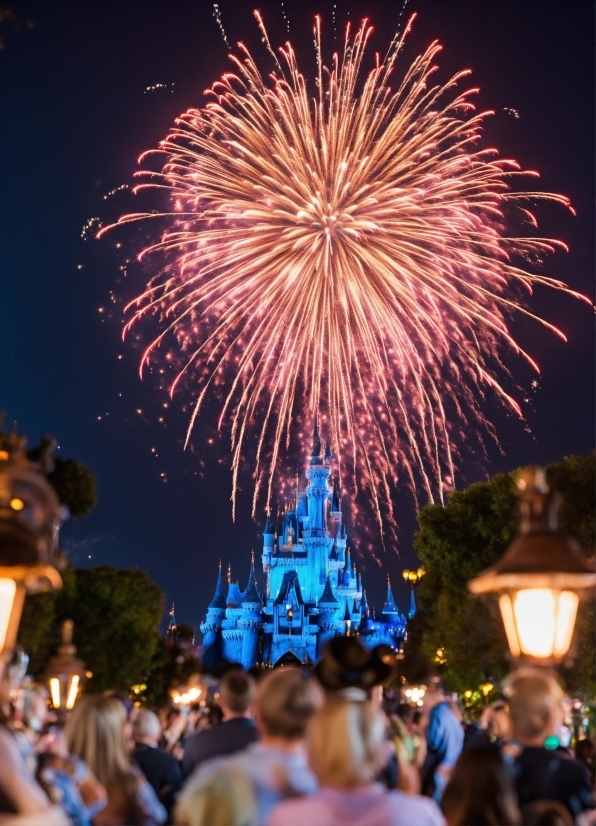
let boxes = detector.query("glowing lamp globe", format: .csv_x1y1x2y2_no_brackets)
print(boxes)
469,467,596,666
42,620,86,714
0,437,64,655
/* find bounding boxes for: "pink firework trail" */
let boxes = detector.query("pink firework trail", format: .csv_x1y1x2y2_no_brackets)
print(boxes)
104,14,589,536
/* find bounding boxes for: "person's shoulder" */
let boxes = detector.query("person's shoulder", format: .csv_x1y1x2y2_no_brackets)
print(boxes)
268,795,324,826
387,791,446,826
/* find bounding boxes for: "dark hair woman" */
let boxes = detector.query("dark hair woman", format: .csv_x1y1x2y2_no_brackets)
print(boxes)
441,745,520,826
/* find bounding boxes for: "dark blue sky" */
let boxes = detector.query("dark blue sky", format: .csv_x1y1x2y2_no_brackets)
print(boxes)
1,0,593,631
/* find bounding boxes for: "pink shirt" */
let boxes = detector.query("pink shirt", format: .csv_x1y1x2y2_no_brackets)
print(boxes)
268,785,445,826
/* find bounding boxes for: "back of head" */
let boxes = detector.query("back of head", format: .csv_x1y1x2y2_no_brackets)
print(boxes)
65,694,132,787
441,745,520,826
219,669,257,715
521,800,573,826
307,692,386,789
503,668,563,743
257,667,321,741
132,708,162,745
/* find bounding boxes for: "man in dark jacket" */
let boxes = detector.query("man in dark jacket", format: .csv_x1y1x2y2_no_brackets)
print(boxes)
505,668,594,820
181,669,258,779
132,709,181,817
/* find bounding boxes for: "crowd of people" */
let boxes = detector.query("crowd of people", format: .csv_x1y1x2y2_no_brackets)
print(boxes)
0,637,594,826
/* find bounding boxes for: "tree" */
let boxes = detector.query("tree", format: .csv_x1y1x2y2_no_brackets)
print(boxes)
19,565,164,693
0,426,98,518
407,454,595,697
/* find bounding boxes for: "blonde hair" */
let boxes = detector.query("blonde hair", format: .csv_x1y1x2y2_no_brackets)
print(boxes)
257,667,321,740
503,668,563,741
65,694,133,788
307,695,386,788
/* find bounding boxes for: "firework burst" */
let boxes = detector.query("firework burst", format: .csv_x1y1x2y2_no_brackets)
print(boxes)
107,14,588,532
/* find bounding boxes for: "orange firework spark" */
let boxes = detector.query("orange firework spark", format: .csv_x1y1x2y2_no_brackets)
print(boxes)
107,14,589,529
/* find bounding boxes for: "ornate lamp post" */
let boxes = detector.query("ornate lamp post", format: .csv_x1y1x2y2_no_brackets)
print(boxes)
402,567,425,618
42,620,87,717
469,467,596,666
0,435,63,655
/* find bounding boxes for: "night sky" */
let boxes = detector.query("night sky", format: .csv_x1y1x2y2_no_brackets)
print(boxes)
1,1,593,632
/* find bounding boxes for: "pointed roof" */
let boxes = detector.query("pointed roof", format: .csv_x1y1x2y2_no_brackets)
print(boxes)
329,540,338,561
382,576,399,614
208,561,227,610
352,598,360,614
274,570,305,605
409,588,417,619
343,600,352,622
360,589,369,614
264,514,274,535
324,440,332,462
243,552,263,605
318,573,339,606
331,477,341,514
311,418,321,458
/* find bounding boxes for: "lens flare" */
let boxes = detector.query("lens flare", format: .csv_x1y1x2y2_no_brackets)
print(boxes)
107,14,589,529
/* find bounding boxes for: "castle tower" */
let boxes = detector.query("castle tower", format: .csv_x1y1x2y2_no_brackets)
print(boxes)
200,562,227,648
262,514,274,572
302,421,335,596
237,554,264,669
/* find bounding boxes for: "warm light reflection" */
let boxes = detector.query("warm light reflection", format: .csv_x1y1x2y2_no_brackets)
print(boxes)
66,675,80,710
0,579,17,652
507,589,579,660
499,593,522,658
50,677,61,709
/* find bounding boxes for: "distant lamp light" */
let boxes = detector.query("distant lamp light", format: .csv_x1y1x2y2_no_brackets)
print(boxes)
42,620,86,716
469,466,596,666
480,681,494,697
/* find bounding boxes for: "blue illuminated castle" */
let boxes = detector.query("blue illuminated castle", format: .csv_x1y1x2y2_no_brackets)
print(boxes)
200,425,409,669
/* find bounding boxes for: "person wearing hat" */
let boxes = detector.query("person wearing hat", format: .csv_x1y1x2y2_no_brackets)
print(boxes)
270,638,444,826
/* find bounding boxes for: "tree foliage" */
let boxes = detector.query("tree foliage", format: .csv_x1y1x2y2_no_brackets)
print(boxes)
407,454,595,697
18,565,164,693
48,458,98,519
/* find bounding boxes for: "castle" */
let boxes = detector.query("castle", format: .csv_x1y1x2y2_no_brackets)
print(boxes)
200,425,410,669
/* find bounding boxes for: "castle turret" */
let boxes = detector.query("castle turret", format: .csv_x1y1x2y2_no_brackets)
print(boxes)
330,477,341,521
200,563,226,648
381,576,399,619
262,514,274,570
324,440,332,464
238,554,264,669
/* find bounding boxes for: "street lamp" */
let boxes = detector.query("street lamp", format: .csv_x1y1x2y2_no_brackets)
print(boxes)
0,436,64,655
42,620,87,716
469,466,596,666
402,567,425,586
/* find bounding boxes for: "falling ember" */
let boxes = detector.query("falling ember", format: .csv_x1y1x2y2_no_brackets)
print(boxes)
105,14,589,531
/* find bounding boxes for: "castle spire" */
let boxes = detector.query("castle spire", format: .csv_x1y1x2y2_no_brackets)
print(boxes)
409,587,418,619
382,575,398,615
311,418,321,458
243,552,263,605
360,589,368,614
208,561,227,610
324,439,332,463
165,602,177,646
